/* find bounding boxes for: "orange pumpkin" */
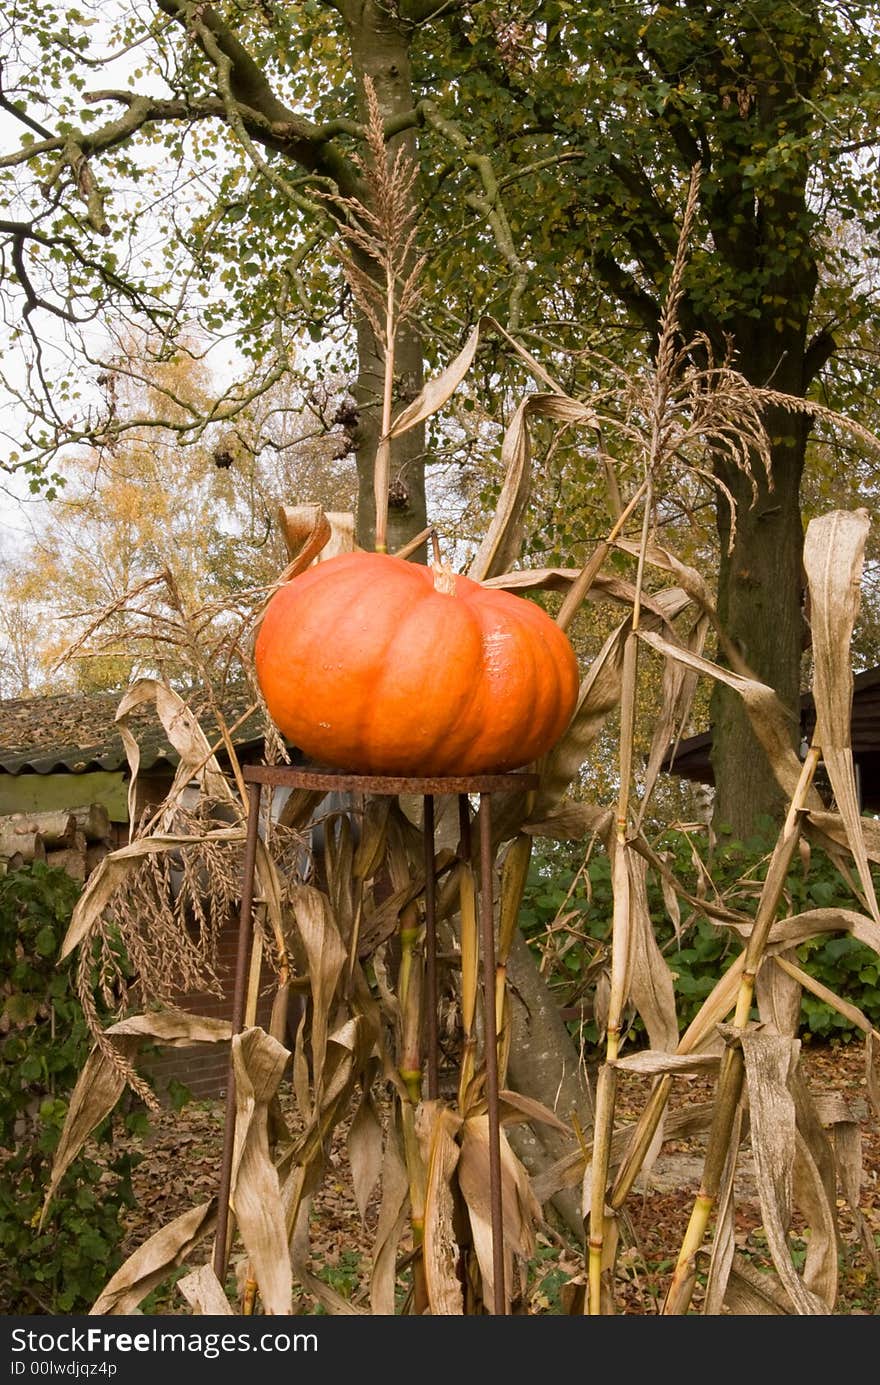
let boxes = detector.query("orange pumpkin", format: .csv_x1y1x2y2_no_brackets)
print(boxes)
254,550,579,776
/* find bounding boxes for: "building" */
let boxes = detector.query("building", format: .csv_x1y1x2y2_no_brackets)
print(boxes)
665,665,880,813
0,687,287,1100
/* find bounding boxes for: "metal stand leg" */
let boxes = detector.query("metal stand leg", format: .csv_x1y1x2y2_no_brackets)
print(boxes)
479,793,506,1314
423,794,439,1100
214,766,533,1316
213,779,262,1282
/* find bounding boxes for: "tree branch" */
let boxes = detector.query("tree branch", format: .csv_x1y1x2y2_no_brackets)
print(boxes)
0,218,171,329
803,327,837,387
0,61,53,140
591,251,660,339
155,0,358,191
420,100,529,328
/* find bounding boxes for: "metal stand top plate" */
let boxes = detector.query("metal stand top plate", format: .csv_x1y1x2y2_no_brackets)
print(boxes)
242,762,540,795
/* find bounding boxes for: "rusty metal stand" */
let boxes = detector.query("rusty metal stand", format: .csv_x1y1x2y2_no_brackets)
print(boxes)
213,762,538,1315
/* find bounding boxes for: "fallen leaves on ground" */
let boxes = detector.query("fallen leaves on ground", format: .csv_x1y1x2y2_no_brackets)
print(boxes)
104,1039,878,1316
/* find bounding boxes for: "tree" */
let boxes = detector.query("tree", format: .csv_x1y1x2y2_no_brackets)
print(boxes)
588,2,880,834
0,576,43,698
2,2,879,824
0,343,357,694
423,2,880,831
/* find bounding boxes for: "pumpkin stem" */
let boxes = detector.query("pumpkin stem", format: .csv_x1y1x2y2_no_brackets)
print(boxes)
431,562,457,596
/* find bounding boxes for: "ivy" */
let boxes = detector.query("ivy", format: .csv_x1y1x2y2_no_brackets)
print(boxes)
522,826,880,1049
0,863,142,1314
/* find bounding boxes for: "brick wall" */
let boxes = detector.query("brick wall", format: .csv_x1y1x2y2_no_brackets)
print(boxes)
142,912,279,1104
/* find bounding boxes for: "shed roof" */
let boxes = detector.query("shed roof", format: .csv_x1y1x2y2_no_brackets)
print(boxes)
667,664,880,807
0,687,268,777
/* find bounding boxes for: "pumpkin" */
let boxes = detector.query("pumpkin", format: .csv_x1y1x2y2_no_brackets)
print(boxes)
254,550,580,777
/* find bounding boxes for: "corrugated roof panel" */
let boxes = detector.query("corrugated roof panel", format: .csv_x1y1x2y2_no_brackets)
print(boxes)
0,688,269,777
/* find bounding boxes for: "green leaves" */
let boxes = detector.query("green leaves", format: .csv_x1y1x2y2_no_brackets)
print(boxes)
0,862,138,1312
522,828,880,1045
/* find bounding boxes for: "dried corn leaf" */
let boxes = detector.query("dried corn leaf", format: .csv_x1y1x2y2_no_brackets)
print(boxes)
42,1009,231,1226
59,827,243,960
90,1200,216,1315
458,1114,540,1311
722,1255,791,1314
792,1129,838,1308
812,1088,877,1273
677,954,745,1055
276,503,332,568
177,1264,234,1315
522,800,613,843
774,954,874,1036
290,883,347,1099
659,863,683,945
459,860,478,1042
370,1109,410,1315
389,321,482,437
116,679,236,831
740,1031,830,1314
764,906,880,956
497,1089,571,1135
637,630,818,805
421,1102,465,1316
533,592,691,822
321,510,356,559
292,1007,312,1124
755,952,803,1038
254,837,287,955
282,1014,374,1236
637,611,710,826
269,981,292,1049
483,566,677,622
40,1039,135,1226
108,1012,231,1045
274,503,356,581
701,1105,745,1315
806,809,880,863
277,787,328,832
387,309,570,443
614,537,716,616
324,813,355,942
386,804,421,890
468,393,598,584
607,837,634,1036
483,312,572,394
803,510,878,923
498,834,531,962
791,1069,837,1221
347,1086,384,1221
353,797,392,880
627,849,679,1053
357,878,424,959
229,1027,292,1316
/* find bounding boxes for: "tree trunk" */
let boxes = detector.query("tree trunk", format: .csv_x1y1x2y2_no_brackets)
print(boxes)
701,21,826,839
505,930,593,1239
340,1,427,555
710,344,812,837
352,313,427,555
